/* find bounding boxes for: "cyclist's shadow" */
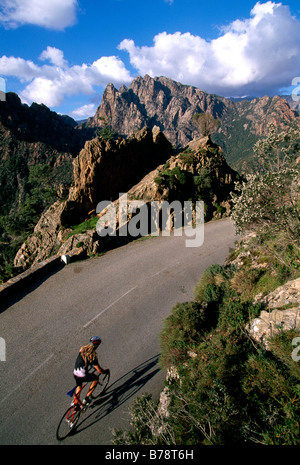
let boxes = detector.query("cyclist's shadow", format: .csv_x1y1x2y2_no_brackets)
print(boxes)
74,354,161,436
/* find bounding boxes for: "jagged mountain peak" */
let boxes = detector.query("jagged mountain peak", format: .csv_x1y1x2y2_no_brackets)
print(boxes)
85,75,299,169
87,74,229,147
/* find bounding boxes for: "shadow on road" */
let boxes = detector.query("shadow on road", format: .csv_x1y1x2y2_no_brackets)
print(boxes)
0,263,64,313
71,354,161,438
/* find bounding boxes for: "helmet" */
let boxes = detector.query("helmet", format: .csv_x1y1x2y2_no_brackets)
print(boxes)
90,336,102,346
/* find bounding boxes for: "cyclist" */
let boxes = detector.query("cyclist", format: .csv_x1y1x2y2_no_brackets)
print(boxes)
73,336,108,406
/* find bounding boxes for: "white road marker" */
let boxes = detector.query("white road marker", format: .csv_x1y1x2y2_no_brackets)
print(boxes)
0,353,54,405
83,286,137,329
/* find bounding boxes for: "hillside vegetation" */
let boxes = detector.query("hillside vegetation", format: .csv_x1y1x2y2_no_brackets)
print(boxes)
113,125,300,446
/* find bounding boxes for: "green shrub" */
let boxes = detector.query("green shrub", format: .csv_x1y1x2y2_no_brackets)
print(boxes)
242,351,300,445
194,264,225,303
178,148,195,165
230,267,263,300
267,329,300,382
160,301,207,368
96,117,117,141
218,292,262,332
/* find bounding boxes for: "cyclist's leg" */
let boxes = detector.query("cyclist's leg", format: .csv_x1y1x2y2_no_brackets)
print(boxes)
73,376,83,404
73,386,81,404
86,379,98,398
84,372,99,399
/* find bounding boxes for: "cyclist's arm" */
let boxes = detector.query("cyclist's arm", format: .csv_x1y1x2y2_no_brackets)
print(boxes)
93,363,108,374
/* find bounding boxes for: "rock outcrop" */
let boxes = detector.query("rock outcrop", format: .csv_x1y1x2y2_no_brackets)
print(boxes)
14,127,173,268
125,134,238,215
14,200,67,268
61,126,173,226
92,134,238,244
247,277,300,349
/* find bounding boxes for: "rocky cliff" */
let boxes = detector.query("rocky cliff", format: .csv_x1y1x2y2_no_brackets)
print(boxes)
125,134,238,216
247,277,300,350
14,129,239,269
13,127,173,268
61,125,173,226
84,75,300,170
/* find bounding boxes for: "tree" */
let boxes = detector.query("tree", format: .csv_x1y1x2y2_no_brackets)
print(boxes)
192,113,221,138
96,116,116,141
230,124,300,270
230,170,300,242
252,123,300,174
4,164,57,236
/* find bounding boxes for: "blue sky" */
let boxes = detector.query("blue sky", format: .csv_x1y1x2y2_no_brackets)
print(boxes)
0,0,300,119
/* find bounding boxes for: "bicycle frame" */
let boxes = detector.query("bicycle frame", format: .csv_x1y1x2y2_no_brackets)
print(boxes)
57,369,110,440
65,402,81,427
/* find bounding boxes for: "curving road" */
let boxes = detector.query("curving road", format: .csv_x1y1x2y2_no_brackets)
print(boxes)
0,219,237,445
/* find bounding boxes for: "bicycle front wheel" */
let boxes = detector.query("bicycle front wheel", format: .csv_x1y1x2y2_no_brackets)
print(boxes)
91,370,110,399
56,404,81,440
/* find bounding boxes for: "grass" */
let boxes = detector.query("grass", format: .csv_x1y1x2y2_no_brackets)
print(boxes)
67,215,99,238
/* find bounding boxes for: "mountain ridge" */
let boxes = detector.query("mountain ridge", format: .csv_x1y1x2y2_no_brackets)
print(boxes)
0,76,299,280
83,74,300,170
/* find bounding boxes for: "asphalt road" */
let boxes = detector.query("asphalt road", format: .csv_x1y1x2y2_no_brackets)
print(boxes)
0,219,237,445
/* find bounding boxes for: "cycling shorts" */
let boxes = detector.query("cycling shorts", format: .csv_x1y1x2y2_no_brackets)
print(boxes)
73,372,98,386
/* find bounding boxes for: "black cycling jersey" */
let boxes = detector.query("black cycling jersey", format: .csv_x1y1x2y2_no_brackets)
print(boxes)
73,353,98,378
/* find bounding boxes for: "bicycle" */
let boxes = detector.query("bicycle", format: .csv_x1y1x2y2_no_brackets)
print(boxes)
56,369,110,440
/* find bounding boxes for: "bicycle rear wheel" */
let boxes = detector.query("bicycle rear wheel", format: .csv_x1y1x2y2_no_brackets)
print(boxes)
56,404,81,440
91,370,110,399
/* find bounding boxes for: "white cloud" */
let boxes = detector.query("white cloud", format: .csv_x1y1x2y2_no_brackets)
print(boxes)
22,77,62,107
70,103,97,120
0,0,79,30
40,47,67,68
2,1,300,115
91,56,134,83
119,1,300,96
0,47,133,107
0,55,41,81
